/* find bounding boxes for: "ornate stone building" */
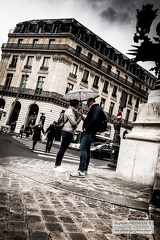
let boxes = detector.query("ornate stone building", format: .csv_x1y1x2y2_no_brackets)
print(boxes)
0,18,157,138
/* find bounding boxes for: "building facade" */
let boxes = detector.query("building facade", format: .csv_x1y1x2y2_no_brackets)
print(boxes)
0,18,157,138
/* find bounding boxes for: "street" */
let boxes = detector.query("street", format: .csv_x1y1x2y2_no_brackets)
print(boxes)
0,132,159,240
0,132,109,167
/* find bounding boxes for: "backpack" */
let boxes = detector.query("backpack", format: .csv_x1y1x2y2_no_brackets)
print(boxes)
57,111,66,130
97,108,108,132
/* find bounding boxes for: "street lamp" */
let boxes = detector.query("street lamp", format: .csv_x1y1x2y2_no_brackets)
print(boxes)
128,4,160,89
108,91,128,168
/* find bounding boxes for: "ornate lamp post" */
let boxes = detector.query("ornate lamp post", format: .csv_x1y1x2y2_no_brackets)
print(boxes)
108,91,128,168
128,4,160,89
116,4,160,190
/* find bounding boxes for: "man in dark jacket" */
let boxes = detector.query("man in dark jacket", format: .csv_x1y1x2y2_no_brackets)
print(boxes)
70,98,103,178
45,121,58,152
32,123,44,150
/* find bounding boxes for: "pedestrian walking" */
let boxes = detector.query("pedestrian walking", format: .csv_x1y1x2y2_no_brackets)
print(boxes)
32,123,44,150
123,129,128,139
16,125,25,138
45,121,58,153
54,99,83,172
70,98,105,178
25,125,32,140
9,121,17,134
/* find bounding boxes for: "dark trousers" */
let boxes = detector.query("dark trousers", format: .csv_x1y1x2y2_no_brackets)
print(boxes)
46,138,54,152
55,130,73,166
16,132,23,138
32,140,37,149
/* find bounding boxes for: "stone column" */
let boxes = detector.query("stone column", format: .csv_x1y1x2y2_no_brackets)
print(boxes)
116,89,160,186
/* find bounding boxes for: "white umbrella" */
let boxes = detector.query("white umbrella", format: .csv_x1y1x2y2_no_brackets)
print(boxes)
63,89,99,101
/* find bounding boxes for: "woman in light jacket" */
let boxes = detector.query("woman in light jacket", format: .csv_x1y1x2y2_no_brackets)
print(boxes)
54,99,83,172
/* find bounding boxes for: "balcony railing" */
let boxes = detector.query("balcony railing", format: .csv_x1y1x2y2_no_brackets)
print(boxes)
2,43,149,97
0,84,133,128
69,72,77,79
9,64,16,68
24,65,32,69
0,85,63,99
40,66,48,71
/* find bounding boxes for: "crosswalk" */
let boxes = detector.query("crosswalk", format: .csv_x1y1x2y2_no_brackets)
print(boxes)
13,136,93,165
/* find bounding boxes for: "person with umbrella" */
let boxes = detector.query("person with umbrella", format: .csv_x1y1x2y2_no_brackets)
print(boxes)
54,99,83,172
70,97,104,178
63,88,99,102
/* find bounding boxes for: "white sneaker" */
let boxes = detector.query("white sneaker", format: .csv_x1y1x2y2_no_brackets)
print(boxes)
70,171,85,178
54,166,67,173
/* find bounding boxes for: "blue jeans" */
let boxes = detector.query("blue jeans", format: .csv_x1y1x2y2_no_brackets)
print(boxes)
78,131,96,172
55,130,73,166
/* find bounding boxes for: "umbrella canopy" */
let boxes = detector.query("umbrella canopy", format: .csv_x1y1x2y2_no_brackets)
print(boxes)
63,89,99,101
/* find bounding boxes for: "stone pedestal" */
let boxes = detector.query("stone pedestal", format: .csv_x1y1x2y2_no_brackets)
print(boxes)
116,89,160,186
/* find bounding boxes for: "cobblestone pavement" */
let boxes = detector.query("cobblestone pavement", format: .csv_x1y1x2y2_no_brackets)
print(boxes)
0,155,157,240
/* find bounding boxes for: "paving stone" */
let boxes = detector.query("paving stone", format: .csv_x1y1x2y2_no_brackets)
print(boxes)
59,216,74,223
41,210,56,216
26,208,39,215
70,211,84,217
0,222,5,231
43,215,60,223
7,221,27,231
80,223,96,232
50,232,69,240
30,231,51,240
7,213,25,222
63,223,80,232
86,232,108,240
95,224,111,233
45,223,63,232
105,233,122,240
69,233,88,240
4,230,28,240
0,230,4,240
25,215,42,223
88,218,105,225
27,222,46,231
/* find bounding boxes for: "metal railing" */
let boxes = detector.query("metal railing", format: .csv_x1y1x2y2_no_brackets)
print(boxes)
0,84,133,128
0,85,63,99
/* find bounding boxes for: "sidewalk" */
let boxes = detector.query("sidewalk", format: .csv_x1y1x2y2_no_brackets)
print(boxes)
0,153,158,240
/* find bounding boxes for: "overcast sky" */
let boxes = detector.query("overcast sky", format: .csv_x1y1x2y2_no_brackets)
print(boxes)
1,0,160,75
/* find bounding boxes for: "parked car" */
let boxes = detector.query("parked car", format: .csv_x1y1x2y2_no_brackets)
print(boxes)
90,143,112,160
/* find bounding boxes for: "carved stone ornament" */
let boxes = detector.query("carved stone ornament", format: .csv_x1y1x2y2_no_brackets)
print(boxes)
20,54,26,60
1,53,11,59
36,54,41,60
